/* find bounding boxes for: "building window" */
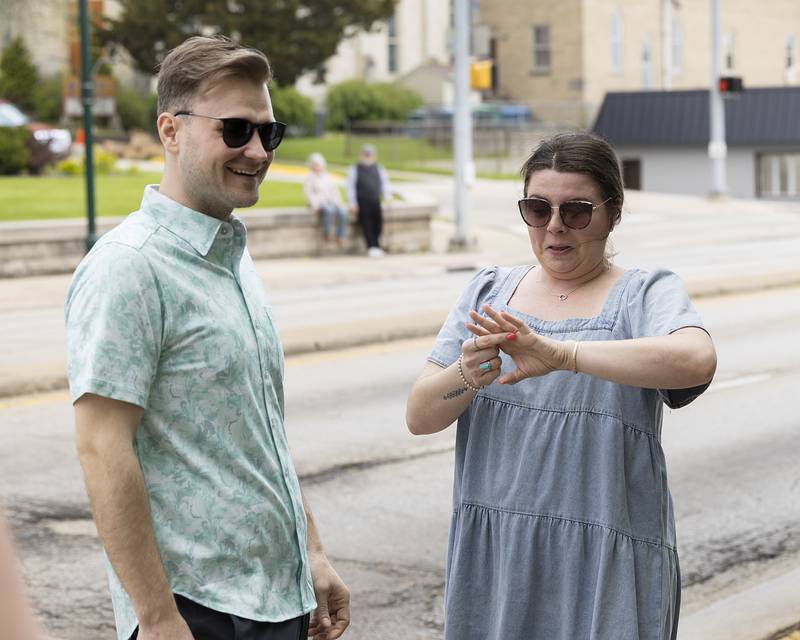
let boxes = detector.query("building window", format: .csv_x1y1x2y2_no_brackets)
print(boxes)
387,15,398,74
671,14,683,74
723,32,735,71
786,35,797,70
611,8,624,74
759,153,800,197
532,25,551,72
641,37,653,88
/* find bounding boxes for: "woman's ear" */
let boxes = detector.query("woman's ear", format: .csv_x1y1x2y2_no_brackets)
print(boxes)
608,201,623,231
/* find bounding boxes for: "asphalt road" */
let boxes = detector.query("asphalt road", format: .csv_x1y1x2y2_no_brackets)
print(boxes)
1,284,799,639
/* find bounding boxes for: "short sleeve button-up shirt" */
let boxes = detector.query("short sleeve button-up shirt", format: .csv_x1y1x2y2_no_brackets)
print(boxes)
65,186,315,640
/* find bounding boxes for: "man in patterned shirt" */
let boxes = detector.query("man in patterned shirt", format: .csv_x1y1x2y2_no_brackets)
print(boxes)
65,36,349,640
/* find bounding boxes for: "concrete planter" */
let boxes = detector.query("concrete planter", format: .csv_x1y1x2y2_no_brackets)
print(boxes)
0,202,435,277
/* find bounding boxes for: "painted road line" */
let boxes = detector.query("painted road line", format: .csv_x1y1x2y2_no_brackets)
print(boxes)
0,390,69,411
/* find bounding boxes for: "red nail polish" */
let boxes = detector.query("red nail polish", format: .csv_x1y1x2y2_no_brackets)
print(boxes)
506,333,517,340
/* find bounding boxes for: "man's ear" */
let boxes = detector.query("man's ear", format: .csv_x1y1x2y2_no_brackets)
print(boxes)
157,112,180,153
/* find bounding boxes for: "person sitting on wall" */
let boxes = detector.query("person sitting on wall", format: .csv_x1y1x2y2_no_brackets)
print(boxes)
303,152,348,249
346,144,392,258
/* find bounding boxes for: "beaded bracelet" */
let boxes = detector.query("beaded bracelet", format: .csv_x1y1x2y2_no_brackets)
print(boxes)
457,354,483,392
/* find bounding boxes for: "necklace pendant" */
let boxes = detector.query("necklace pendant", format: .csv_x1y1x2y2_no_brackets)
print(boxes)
558,294,568,301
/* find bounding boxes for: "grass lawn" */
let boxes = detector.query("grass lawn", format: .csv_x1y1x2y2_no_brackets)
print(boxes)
279,133,451,169
0,173,307,222
279,135,519,179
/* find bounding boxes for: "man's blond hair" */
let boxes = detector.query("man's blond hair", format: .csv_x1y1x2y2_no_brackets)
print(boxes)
156,35,272,115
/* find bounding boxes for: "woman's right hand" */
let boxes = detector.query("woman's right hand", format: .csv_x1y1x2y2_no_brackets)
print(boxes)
468,306,572,383
459,333,503,389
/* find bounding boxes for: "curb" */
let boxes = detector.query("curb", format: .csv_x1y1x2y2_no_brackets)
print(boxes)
0,311,447,400
678,566,800,640
684,272,800,299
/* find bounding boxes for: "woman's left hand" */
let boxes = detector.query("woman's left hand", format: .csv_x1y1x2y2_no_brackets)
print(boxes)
467,305,572,384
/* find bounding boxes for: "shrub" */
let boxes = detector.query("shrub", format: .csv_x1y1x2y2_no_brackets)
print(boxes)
55,157,82,175
0,127,31,175
55,150,117,176
270,84,315,135
373,83,423,121
94,149,117,174
0,36,39,113
325,79,423,130
116,85,157,132
34,74,64,123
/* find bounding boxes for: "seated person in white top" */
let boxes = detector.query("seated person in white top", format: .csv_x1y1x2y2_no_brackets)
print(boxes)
303,152,348,248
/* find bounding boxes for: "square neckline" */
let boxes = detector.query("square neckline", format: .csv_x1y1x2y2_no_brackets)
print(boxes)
498,265,639,333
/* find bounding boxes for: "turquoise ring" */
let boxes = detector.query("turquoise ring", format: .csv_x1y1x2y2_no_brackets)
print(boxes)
479,361,492,372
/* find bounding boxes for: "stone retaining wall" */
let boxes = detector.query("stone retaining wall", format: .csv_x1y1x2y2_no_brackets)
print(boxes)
0,202,435,277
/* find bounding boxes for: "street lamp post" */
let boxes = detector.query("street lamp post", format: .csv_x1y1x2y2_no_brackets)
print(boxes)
78,0,97,251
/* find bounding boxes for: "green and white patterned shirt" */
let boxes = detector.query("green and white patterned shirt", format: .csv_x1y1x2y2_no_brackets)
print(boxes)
65,185,316,640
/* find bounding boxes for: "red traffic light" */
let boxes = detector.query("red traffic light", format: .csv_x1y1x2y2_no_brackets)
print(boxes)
719,76,743,93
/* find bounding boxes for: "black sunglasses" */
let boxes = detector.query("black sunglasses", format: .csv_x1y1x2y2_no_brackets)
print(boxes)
518,196,612,230
174,112,286,151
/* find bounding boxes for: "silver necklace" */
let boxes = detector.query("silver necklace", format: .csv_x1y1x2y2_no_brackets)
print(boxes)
543,266,609,302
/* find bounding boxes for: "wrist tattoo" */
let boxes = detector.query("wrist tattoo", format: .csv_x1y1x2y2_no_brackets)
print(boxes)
443,387,467,400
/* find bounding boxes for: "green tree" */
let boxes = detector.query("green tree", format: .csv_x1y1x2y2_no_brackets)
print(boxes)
270,84,315,135
325,79,381,130
99,0,397,85
325,79,422,129
0,36,40,112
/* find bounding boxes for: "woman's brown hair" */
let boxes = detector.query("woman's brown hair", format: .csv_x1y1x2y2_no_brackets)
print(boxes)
520,131,624,228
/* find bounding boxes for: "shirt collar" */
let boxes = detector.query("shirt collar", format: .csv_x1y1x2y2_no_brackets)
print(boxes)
138,185,243,257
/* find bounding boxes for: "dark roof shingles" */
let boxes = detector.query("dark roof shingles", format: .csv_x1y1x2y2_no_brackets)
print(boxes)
592,87,800,146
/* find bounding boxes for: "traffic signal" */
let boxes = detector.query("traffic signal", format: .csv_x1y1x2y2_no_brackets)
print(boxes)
470,60,493,90
718,76,743,93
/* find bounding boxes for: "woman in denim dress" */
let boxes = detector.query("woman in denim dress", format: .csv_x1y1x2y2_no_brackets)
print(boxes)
406,132,717,640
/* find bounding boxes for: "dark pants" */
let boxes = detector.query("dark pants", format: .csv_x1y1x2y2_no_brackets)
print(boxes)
357,198,383,249
129,594,310,640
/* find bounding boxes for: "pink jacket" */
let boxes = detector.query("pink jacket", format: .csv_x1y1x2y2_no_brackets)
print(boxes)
303,171,344,211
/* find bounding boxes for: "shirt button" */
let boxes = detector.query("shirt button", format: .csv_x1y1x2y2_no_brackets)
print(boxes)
220,226,229,236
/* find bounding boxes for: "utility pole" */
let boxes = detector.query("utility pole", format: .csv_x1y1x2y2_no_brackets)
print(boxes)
708,0,727,197
449,0,475,250
78,0,97,251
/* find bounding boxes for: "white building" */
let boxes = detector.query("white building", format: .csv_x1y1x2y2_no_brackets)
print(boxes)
593,88,800,200
295,0,452,107
0,0,71,78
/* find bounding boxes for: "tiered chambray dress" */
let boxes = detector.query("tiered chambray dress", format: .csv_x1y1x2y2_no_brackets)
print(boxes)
428,265,710,640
